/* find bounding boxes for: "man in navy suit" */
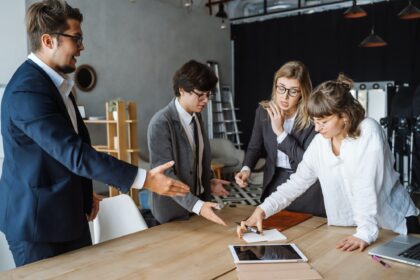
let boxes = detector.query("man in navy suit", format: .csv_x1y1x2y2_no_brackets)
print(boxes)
0,0,189,267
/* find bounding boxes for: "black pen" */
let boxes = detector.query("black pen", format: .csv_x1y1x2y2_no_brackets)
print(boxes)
235,222,262,235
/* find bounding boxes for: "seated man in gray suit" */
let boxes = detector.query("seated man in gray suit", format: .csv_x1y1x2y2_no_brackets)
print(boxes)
148,60,230,225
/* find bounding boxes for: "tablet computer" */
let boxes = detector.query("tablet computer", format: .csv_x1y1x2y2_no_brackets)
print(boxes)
228,244,308,264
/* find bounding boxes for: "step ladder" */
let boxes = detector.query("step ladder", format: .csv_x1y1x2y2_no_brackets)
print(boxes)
220,86,242,148
206,61,242,149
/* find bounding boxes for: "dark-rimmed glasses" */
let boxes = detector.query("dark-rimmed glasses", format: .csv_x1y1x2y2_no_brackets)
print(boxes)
51,32,83,48
276,85,301,97
191,89,214,100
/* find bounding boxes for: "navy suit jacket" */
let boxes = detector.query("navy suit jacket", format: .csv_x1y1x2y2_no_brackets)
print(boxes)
0,60,138,242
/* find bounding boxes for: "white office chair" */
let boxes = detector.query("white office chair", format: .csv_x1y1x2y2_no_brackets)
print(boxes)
88,221,95,243
92,194,148,244
0,231,15,271
209,138,245,178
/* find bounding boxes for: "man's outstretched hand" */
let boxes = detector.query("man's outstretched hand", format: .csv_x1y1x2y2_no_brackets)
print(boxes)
144,161,190,197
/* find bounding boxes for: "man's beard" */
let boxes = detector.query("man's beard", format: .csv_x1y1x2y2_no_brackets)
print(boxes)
58,65,76,74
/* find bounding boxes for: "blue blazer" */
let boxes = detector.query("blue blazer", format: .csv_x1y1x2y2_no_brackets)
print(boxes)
0,60,138,242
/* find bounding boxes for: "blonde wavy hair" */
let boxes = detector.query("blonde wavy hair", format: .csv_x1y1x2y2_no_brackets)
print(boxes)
259,61,312,132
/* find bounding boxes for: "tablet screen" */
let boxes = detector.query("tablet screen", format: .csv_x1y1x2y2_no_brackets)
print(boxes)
229,244,307,263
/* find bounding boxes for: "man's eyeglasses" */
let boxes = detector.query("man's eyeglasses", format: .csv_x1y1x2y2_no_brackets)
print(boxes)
276,85,301,97
191,90,214,100
51,33,83,48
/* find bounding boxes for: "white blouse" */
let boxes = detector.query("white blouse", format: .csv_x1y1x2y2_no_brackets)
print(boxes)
275,113,296,169
259,118,419,244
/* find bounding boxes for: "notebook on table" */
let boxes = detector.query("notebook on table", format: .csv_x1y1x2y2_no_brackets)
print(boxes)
262,210,313,231
368,235,420,267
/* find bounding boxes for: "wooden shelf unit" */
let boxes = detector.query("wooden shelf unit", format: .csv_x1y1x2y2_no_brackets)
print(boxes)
84,100,140,205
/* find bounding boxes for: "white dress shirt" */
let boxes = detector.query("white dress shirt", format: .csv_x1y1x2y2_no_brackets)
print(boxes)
259,118,419,244
241,113,296,173
175,99,204,215
28,53,146,190
28,53,78,133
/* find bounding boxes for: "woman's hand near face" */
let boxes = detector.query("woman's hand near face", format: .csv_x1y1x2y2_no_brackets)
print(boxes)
266,101,285,136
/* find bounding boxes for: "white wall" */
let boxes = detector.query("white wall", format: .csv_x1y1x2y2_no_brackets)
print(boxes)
24,0,232,156
72,0,232,154
0,0,27,84
0,86,4,176
0,0,28,174
19,0,232,192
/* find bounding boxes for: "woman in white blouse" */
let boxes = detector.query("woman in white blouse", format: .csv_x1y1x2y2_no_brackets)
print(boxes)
237,74,420,252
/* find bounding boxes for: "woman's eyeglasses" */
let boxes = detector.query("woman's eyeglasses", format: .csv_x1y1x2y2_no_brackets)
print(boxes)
276,85,300,97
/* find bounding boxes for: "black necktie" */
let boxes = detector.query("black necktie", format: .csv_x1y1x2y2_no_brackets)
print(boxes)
69,92,80,132
191,115,201,196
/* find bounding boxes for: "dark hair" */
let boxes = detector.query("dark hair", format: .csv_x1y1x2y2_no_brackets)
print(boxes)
173,60,218,97
308,73,365,138
26,0,83,52
260,61,312,132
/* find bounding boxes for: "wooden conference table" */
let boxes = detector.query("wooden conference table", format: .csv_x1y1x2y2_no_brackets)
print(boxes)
1,205,419,279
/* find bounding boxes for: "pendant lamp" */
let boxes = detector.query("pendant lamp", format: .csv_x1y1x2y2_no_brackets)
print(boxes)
344,0,367,19
398,0,420,20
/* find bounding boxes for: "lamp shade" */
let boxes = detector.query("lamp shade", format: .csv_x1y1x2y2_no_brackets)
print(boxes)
215,3,228,19
398,1,420,20
359,27,387,48
344,0,367,18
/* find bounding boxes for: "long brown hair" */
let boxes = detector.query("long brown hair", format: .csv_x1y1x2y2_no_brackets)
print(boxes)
308,73,365,138
260,61,312,132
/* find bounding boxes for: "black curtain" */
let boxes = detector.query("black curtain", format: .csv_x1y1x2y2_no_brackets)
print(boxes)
232,0,420,149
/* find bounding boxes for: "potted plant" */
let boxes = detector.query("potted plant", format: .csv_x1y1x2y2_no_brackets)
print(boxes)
108,98,121,121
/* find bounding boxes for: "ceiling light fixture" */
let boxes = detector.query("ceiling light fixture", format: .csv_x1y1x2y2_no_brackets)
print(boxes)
359,26,387,47
398,0,420,20
359,2,387,48
183,0,193,13
344,0,367,19
220,19,227,29
215,3,228,30
215,3,228,19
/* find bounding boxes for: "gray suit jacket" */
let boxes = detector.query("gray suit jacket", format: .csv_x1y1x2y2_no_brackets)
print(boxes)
148,99,212,223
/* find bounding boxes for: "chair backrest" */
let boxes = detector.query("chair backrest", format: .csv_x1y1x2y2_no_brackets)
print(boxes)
209,138,244,167
88,221,95,243
92,194,148,244
0,231,15,271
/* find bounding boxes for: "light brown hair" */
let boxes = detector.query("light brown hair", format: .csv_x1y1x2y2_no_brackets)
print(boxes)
308,73,365,138
260,61,312,132
26,0,83,52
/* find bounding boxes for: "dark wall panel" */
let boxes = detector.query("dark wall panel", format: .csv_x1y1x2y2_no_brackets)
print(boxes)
232,0,420,148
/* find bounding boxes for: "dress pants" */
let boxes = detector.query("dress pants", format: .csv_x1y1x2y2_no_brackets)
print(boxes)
6,221,92,267
406,216,420,233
